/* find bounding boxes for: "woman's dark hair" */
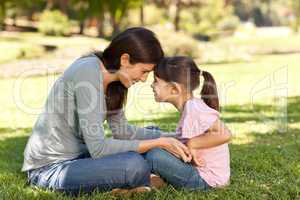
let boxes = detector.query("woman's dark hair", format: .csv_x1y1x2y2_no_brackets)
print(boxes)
93,27,164,111
154,56,219,111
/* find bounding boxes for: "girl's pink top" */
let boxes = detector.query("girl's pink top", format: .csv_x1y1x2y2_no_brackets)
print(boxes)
176,98,230,187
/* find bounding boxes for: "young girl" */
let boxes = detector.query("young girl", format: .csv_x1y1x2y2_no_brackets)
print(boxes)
146,56,231,190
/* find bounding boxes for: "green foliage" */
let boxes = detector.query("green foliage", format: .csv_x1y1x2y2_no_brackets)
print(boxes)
123,4,167,27
106,0,143,34
70,0,91,22
38,10,72,36
288,0,300,32
181,0,240,36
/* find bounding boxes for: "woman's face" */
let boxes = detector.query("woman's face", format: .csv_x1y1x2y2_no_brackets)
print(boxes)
119,54,155,88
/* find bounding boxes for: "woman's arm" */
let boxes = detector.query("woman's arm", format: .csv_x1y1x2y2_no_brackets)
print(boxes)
107,110,177,140
186,119,232,149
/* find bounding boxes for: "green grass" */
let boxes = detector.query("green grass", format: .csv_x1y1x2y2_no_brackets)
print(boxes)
1,37,300,199
0,97,299,200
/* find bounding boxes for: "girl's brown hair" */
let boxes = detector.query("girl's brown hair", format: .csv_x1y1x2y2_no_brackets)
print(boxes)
93,27,164,111
154,56,219,111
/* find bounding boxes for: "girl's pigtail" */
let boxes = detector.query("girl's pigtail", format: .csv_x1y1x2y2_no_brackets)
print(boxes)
200,71,220,111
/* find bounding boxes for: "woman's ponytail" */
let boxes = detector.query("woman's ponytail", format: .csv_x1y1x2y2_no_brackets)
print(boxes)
200,71,219,111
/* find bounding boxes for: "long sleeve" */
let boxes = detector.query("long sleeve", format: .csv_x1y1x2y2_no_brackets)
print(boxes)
73,57,140,158
107,110,179,140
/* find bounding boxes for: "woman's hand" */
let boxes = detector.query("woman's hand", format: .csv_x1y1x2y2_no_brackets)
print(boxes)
158,137,192,163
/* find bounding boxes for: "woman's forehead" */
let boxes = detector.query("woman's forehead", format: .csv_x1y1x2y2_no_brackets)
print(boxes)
141,63,155,71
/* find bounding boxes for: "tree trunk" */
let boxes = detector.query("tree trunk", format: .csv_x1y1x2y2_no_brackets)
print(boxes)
46,0,54,10
174,1,181,31
224,0,231,7
59,0,69,15
111,16,120,36
0,1,6,31
97,15,105,37
79,20,85,34
140,4,144,25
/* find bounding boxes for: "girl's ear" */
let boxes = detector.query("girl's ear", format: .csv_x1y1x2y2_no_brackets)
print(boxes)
170,82,181,95
120,53,130,68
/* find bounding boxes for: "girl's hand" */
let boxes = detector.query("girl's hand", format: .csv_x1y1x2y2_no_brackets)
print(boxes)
190,148,205,167
159,137,192,163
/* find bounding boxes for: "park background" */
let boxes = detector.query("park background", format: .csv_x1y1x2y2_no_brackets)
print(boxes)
0,0,300,199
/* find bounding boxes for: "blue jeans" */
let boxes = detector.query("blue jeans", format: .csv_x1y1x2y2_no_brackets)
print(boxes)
27,152,150,195
145,148,210,190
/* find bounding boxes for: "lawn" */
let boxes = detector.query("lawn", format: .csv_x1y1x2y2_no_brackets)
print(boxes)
0,32,107,64
0,37,300,199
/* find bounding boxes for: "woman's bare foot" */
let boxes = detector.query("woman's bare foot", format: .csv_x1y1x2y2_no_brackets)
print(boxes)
150,174,167,189
111,186,151,197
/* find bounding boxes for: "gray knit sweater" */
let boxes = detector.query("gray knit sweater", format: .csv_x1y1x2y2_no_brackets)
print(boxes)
22,55,167,171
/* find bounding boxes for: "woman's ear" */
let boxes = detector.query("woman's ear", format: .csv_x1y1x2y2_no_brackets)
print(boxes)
120,53,130,68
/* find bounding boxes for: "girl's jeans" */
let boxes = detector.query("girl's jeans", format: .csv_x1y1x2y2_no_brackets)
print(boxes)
145,148,210,190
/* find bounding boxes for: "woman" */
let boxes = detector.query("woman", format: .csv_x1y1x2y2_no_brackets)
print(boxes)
22,27,230,195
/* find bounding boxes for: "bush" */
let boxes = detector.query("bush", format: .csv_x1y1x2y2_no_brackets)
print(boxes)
154,26,200,58
217,15,240,31
38,10,72,36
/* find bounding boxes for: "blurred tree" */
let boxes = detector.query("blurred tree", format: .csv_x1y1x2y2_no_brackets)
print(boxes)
232,0,283,26
71,0,142,36
150,0,204,31
70,0,90,34
181,0,238,36
0,0,7,30
88,0,105,37
288,0,300,32
106,0,143,35
12,0,45,20
46,0,69,14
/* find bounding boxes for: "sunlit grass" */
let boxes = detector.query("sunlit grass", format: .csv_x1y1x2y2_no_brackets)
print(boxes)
0,36,300,199
0,32,108,64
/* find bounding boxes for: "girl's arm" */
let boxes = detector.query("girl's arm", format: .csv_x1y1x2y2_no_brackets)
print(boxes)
186,119,232,149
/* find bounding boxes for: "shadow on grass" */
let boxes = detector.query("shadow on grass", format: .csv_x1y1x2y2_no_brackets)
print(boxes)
130,96,300,126
0,127,31,175
0,96,299,199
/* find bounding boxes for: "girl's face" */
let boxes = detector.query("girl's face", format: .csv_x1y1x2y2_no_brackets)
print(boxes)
151,76,174,102
119,54,154,88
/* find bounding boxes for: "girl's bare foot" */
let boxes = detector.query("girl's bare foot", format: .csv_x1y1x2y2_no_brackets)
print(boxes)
150,174,167,189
